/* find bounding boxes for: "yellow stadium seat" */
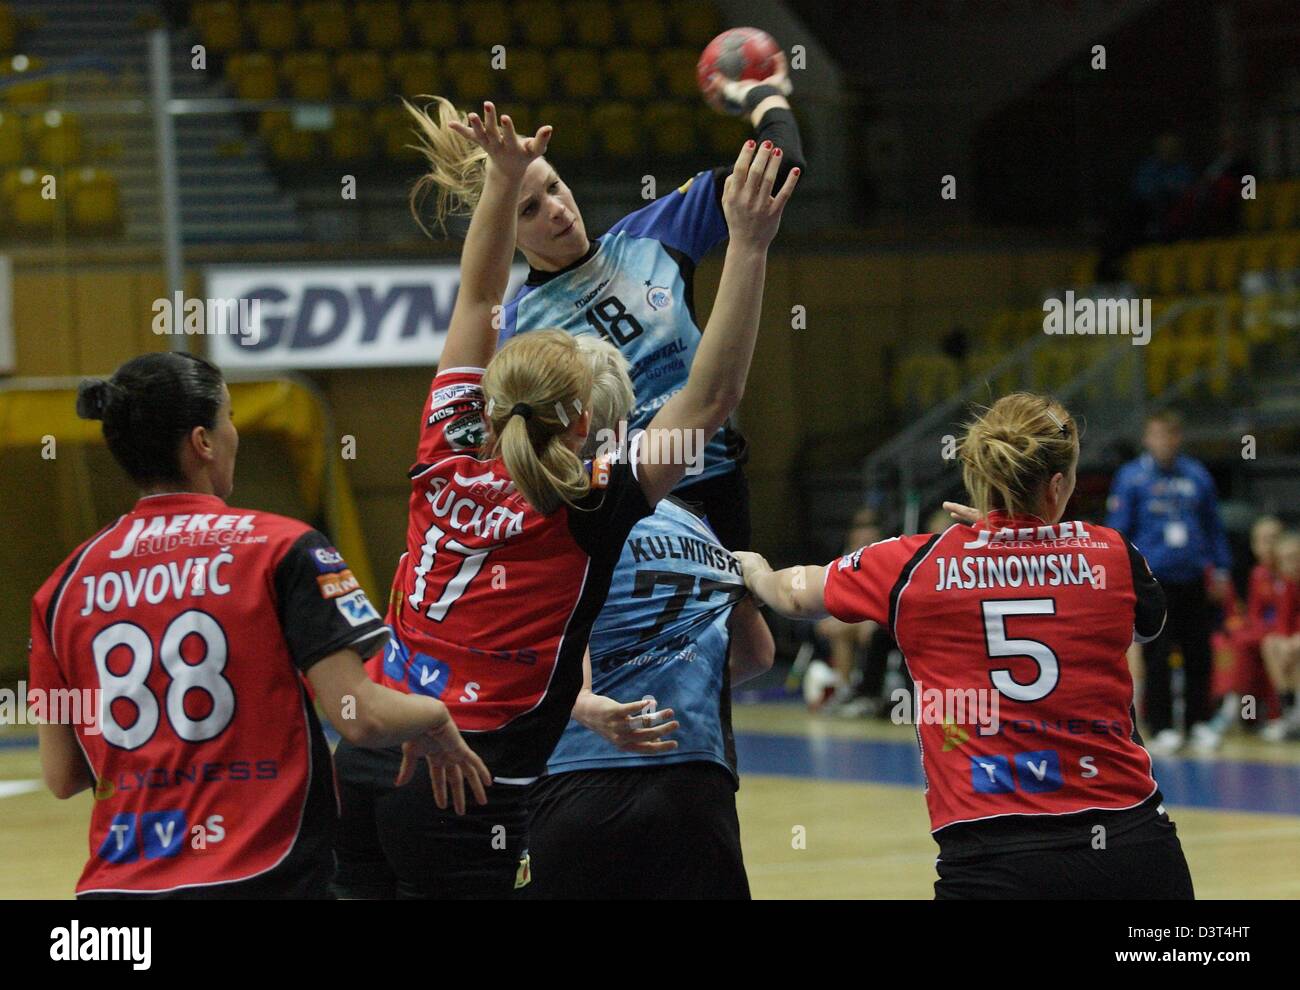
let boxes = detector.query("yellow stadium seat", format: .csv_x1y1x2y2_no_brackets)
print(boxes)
227,52,279,99
1275,234,1300,273
1241,236,1276,277
257,110,291,142
328,108,373,162
335,51,388,102
0,54,51,105
1145,336,1175,395
66,167,121,234
552,48,602,100
617,1,669,48
644,102,694,157
268,125,319,163
3,166,55,231
592,102,638,159
192,0,243,54
669,0,719,47
355,0,404,50
1210,239,1243,291
390,52,440,98
374,105,423,162
514,0,564,48
26,110,82,166
1152,245,1183,295
1182,241,1213,293
445,50,494,103
566,0,615,47
656,48,700,101
463,1,512,48
0,110,22,166
300,1,351,50
281,51,334,99
1123,245,1157,291
605,50,655,101
981,310,1016,350
1240,293,1275,345
407,1,459,48
966,348,1015,396
507,49,549,103
247,0,298,51
1242,185,1268,232
896,354,960,409
697,106,745,158
1268,180,1298,230
538,102,591,159
503,103,537,139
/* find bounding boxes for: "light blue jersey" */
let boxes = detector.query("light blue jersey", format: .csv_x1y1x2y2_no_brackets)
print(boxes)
500,168,738,484
546,497,745,778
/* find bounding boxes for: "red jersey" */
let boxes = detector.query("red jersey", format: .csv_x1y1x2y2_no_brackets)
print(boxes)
823,513,1166,847
28,493,386,896
1244,564,1288,632
370,367,653,781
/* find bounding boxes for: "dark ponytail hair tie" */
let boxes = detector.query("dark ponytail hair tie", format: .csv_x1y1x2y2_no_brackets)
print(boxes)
510,402,534,421
75,378,116,421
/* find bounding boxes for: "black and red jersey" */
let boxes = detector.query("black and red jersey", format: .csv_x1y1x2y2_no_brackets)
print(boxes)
28,492,386,896
368,367,653,781
823,513,1166,845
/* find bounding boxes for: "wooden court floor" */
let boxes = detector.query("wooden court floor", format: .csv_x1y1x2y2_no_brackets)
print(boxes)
2,704,1298,899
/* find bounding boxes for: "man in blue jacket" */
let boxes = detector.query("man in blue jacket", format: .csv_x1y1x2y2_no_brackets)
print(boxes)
1107,410,1232,755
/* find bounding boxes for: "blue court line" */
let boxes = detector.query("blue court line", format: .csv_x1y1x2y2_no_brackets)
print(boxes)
733,732,1300,817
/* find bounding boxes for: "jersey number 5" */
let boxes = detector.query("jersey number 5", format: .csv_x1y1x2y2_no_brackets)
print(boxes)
980,598,1060,703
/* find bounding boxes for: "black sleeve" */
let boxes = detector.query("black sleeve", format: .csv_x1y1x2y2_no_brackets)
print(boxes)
709,106,808,214
566,460,653,564
273,530,389,673
1124,536,1166,644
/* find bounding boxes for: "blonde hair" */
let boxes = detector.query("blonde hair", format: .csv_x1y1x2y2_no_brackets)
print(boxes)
404,95,488,237
959,392,1079,518
482,330,593,514
575,336,635,457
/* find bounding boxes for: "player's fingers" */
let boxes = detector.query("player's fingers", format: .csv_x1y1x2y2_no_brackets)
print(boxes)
465,112,488,145
732,139,757,182
760,145,782,199
395,748,415,787
530,124,553,157
624,739,679,753
482,101,499,140
745,141,774,197
448,763,466,816
467,760,490,807
447,120,475,142
630,719,681,740
771,165,800,211
613,699,652,717
499,113,518,145
429,758,449,810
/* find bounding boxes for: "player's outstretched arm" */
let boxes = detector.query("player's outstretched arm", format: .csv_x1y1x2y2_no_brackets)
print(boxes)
438,102,552,375
309,648,491,815
635,140,799,506
735,551,829,621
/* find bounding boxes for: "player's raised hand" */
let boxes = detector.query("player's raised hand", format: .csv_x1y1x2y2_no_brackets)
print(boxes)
449,101,552,182
722,139,799,249
733,550,774,589
943,501,980,525
574,692,680,754
395,708,492,815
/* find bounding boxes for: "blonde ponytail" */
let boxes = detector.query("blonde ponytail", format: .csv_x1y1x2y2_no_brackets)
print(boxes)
404,95,489,236
959,393,1079,519
483,331,594,514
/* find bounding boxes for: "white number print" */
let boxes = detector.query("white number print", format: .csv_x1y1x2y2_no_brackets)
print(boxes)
980,598,1059,702
407,522,493,621
94,611,236,750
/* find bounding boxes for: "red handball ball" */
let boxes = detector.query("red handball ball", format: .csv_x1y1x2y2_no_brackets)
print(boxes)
697,27,781,111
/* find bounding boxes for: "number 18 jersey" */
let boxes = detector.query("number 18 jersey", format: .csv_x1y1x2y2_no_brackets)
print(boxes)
822,513,1166,838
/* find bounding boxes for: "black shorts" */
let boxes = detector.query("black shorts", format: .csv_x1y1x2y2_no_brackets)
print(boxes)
675,463,751,551
933,801,1195,900
526,761,750,899
332,740,530,900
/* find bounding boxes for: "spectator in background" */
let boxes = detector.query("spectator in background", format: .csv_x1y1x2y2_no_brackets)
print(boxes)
1131,133,1195,243
1192,122,1254,238
1106,410,1232,755
1211,516,1285,734
1261,533,1300,742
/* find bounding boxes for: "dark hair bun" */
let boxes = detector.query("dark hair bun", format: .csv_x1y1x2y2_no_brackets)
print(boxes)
76,378,114,421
